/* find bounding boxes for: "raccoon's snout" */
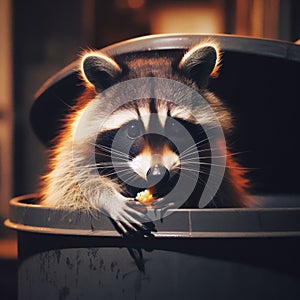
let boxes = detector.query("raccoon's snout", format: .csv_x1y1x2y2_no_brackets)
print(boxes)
128,141,181,197
146,164,170,188
146,160,180,198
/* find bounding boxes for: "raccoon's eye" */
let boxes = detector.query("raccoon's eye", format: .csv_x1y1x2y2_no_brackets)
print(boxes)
126,121,143,139
165,119,185,137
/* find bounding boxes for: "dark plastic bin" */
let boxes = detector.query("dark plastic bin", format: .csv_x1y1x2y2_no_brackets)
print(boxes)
30,34,300,195
5,34,300,299
5,194,300,300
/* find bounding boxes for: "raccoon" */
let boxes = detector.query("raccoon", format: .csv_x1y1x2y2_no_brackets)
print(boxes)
40,41,252,234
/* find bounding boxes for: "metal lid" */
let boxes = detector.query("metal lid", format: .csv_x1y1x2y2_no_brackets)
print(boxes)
5,194,300,238
30,34,300,146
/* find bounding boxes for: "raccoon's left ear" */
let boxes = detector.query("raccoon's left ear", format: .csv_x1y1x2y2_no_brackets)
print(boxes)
179,43,220,88
81,52,122,91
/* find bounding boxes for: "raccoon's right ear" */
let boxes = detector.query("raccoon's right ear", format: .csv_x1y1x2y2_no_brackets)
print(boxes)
81,53,122,91
179,43,220,88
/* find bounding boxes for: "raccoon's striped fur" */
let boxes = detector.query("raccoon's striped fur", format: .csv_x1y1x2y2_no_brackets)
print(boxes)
40,41,252,234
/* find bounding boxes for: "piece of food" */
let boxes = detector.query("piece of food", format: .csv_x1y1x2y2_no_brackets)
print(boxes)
135,189,155,206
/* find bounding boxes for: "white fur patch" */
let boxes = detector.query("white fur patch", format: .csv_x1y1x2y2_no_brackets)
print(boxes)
170,106,193,121
101,109,139,131
138,105,151,131
129,153,151,180
129,149,180,180
162,151,180,171
155,101,169,127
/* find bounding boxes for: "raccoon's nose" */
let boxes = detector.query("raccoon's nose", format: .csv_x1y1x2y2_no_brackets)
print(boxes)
146,164,170,187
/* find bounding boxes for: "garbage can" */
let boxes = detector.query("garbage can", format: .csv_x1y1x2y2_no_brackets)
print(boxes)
5,194,300,300
5,34,300,299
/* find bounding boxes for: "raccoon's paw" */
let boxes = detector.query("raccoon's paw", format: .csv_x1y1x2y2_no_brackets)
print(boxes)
103,195,155,236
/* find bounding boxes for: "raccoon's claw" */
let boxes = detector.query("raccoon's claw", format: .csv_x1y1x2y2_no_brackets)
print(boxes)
122,204,156,237
113,219,155,238
105,195,155,236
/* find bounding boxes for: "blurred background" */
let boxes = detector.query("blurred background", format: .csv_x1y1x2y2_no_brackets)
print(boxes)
0,0,300,298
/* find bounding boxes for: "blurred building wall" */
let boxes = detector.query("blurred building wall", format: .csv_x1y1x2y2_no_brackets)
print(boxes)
0,0,13,218
7,0,300,200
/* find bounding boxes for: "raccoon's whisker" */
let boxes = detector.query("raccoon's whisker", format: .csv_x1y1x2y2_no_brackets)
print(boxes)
113,168,134,175
79,163,132,175
88,166,114,170
182,160,251,170
91,143,110,151
56,96,73,109
198,155,231,159
122,173,141,186
106,168,133,176
180,161,202,166
92,143,134,160
181,163,221,177
179,139,211,156
204,151,246,159
180,151,202,160
126,174,140,183
95,153,130,163
99,169,134,178
179,147,222,159
90,166,116,171
110,149,133,160
90,162,129,167
180,167,225,180
94,149,131,161
198,147,225,153
179,169,200,181
180,157,216,163
182,161,225,168
181,156,205,162
99,144,129,156
81,163,128,171
198,162,249,169
179,129,221,155
180,167,218,199
181,151,245,161
110,152,133,161
180,164,209,173
180,167,207,175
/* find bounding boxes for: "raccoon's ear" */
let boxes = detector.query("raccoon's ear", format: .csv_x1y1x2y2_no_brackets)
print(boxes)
81,52,122,91
179,44,220,88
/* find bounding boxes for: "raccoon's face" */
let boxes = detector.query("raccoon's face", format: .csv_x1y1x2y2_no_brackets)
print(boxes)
94,98,210,199
80,42,221,201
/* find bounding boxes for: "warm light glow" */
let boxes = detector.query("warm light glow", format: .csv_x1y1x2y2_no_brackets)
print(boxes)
128,0,145,9
0,239,17,259
116,0,145,10
151,5,224,34
235,0,279,38
0,0,13,218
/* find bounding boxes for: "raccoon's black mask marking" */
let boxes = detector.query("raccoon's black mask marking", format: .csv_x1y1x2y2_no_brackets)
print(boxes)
94,102,211,203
